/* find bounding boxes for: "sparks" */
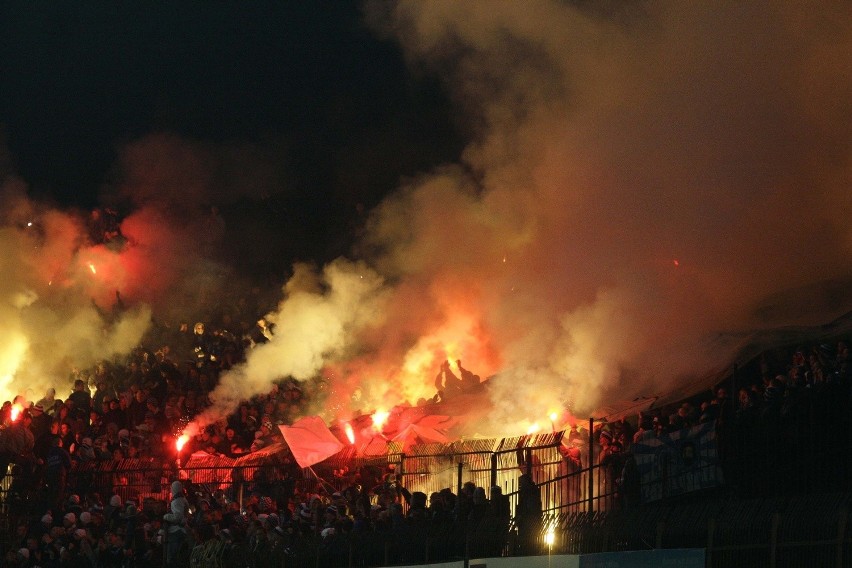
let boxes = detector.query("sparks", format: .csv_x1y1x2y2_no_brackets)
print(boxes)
344,422,355,445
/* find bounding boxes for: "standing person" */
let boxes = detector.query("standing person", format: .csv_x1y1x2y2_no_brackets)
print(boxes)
44,436,72,510
163,480,189,566
67,379,92,424
434,360,462,399
515,473,542,556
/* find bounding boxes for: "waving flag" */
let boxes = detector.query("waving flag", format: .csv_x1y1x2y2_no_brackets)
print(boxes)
279,416,344,468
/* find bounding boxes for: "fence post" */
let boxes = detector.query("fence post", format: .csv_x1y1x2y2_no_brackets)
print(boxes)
457,462,463,494
490,453,498,490
837,507,848,568
587,417,595,514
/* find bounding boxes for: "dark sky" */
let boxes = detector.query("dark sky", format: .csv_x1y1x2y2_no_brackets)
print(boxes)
0,1,462,273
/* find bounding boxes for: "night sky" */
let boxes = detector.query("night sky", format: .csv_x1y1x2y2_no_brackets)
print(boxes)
1,1,462,273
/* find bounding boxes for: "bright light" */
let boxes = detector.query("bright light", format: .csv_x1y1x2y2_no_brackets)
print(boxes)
527,422,541,435
372,410,390,431
549,412,558,422
544,528,555,547
10,403,23,422
88,263,97,274
344,422,355,444
176,434,189,452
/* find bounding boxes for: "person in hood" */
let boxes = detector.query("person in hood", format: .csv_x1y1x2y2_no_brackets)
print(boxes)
163,480,189,566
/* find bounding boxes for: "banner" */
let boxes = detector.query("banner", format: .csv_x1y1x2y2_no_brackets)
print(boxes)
632,420,721,502
279,416,345,468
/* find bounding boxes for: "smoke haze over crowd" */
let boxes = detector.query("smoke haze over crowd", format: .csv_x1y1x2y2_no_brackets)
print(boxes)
2,1,850,436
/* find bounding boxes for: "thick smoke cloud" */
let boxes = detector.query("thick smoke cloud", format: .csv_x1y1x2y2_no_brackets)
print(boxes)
0,180,151,402
199,0,852,437
5,2,850,440
349,0,851,432
0,133,265,402
200,0,852,435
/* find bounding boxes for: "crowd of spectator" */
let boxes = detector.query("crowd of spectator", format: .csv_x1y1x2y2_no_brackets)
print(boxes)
0,282,849,568
1,457,538,567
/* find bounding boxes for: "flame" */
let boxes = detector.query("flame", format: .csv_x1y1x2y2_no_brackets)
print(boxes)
10,403,23,422
549,412,558,422
544,528,555,547
527,422,541,435
88,263,97,274
344,422,355,444
372,410,390,431
176,434,189,452
445,344,460,372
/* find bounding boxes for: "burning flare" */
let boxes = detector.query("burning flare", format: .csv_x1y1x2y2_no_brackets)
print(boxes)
175,434,189,453
344,422,355,445
9,403,23,423
372,410,389,432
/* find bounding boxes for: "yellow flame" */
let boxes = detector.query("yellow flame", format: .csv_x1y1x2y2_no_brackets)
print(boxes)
176,434,189,452
344,422,355,444
544,528,555,546
372,410,390,431
10,403,23,422
88,263,97,274
549,412,558,422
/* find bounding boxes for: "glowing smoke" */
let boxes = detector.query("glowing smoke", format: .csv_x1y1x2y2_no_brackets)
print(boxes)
5,2,849,440
0,182,151,402
186,0,852,438
355,0,852,432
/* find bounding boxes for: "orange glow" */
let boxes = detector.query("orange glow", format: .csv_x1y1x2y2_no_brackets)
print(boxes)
344,422,355,444
176,434,189,452
10,403,23,422
372,410,390,431
673,259,680,267
445,345,460,372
